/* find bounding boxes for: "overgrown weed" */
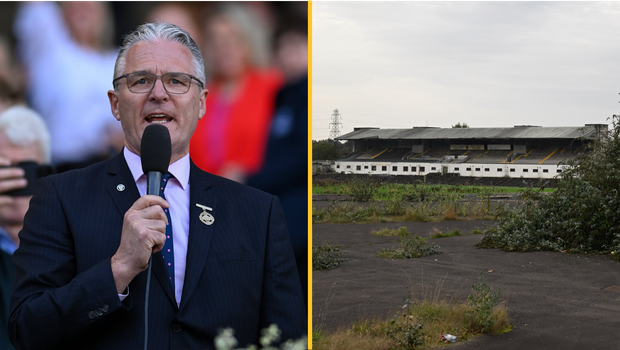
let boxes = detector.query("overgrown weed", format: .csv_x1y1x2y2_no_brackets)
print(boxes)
430,228,462,239
378,228,441,259
348,176,379,202
313,241,346,270
466,272,501,333
313,274,510,350
371,227,410,237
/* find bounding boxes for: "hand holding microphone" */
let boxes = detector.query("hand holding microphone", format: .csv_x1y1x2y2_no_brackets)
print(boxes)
111,125,171,293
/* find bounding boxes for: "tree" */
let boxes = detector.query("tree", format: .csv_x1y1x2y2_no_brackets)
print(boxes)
452,122,470,128
312,139,341,160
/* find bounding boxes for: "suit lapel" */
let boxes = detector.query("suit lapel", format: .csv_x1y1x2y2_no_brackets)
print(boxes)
179,162,216,310
105,153,140,216
105,152,177,305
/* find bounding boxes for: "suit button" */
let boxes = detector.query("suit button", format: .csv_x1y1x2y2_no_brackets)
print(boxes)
172,323,182,332
88,311,95,319
102,305,109,312
95,309,103,317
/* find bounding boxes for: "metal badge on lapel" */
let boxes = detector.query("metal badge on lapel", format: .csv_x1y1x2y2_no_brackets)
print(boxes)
196,203,214,226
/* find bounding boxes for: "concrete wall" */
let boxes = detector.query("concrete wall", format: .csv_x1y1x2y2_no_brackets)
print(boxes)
333,160,568,179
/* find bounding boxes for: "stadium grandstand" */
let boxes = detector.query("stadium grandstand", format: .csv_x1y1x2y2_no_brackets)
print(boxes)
333,124,607,179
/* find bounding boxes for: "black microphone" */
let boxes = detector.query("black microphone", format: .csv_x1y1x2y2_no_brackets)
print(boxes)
140,124,171,196
140,124,171,350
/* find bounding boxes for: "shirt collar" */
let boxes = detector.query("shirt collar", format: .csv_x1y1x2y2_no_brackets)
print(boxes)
123,147,190,190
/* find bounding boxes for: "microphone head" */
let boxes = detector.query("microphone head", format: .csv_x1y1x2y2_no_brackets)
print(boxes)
141,124,171,174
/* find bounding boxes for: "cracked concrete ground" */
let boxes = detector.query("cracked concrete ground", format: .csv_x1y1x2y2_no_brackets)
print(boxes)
313,221,620,349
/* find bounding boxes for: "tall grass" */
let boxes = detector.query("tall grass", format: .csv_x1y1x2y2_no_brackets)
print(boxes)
313,275,510,350
313,182,555,200
313,193,496,224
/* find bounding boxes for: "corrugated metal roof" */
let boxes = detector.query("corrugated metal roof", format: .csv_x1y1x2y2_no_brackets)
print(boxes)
336,126,598,140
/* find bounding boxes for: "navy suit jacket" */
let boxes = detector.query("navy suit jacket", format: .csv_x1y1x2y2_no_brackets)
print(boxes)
9,152,306,350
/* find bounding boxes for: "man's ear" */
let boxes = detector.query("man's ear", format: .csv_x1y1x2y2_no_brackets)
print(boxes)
198,88,208,120
108,90,121,121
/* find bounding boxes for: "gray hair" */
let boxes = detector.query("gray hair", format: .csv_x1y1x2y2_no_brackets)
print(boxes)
0,105,51,163
113,22,205,90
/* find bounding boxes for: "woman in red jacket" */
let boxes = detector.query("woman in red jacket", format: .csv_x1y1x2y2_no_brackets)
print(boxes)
190,3,283,183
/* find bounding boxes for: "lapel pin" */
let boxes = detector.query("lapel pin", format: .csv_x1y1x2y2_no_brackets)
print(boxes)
116,184,125,192
196,203,214,226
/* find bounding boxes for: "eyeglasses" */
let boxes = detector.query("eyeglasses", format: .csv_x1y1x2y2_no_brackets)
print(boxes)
113,72,204,94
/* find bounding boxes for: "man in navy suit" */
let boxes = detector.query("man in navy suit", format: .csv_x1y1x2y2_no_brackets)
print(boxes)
9,23,306,350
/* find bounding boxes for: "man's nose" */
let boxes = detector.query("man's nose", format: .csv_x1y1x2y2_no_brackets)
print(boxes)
149,77,169,100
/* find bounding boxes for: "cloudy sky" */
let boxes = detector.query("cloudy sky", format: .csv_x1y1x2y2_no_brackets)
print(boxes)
312,2,620,140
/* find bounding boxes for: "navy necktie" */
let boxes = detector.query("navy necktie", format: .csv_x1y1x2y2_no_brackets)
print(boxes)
160,173,174,290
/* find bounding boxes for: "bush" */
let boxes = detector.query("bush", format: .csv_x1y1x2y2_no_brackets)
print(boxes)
313,241,346,270
466,273,501,333
348,176,379,202
378,229,441,259
385,297,425,350
383,199,407,216
479,115,620,255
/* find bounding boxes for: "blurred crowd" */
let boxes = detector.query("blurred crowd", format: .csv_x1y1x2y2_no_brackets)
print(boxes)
0,3,308,349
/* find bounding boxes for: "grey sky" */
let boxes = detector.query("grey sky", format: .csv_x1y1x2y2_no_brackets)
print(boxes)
312,1,620,140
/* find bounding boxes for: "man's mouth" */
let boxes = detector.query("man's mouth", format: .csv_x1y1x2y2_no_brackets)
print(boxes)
146,114,172,124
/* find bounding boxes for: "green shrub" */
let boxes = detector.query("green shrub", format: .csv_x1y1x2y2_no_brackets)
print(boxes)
385,297,425,350
479,114,620,255
348,176,379,202
383,199,407,216
313,241,346,270
378,229,441,259
466,272,501,333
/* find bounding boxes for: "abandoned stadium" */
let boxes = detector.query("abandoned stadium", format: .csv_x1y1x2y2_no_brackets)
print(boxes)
332,124,607,179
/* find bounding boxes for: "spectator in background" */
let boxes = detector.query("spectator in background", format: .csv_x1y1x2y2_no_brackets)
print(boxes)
145,2,203,47
190,3,283,183
0,35,24,96
247,20,309,306
0,79,23,115
0,105,51,350
13,2,123,172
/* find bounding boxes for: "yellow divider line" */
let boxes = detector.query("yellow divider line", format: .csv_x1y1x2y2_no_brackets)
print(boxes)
409,148,430,159
539,149,558,164
465,152,483,163
501,150,514,164
510,148,535,164
371,148,388,159
560,148,566,153
455,150,471,163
